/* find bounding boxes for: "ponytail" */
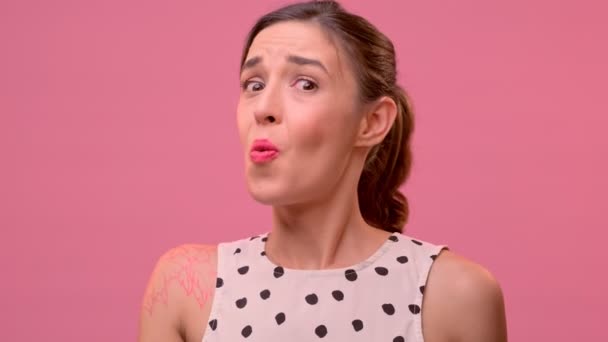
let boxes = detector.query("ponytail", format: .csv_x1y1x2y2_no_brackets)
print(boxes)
358,86,414,233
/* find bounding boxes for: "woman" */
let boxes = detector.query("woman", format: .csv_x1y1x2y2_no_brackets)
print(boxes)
138,1,508,341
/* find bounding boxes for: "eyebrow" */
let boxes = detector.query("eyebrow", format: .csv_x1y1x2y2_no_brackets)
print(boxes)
240,54,329,75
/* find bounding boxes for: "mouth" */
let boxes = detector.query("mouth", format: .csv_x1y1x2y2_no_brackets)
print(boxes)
250,139,280,164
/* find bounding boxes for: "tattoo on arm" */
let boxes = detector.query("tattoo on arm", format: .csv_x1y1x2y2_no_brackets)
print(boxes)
142,245,216,315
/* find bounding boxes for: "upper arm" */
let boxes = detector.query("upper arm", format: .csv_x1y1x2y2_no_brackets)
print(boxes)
423,250,508,342
138,244,218,342
449,261,508,342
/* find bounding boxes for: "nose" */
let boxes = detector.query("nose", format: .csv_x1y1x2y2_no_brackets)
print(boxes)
253,82,282,125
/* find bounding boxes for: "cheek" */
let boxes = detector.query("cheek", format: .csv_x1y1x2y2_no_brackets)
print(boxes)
299,121,326,148
236,100,249,147
289,112,328,151
289,106,349,158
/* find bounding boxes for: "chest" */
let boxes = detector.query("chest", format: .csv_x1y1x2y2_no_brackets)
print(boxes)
200,269,421,341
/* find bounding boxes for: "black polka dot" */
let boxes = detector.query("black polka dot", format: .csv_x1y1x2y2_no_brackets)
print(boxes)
275,312,286,325
375,266,389,276
241,325,252,337
208,319,217,331
305,293,319,305
233,248,241,255
352,319,364,331
419,285,425,294
396,256,409,263
249,236,259,241
393,337,405,342
236,297,247,309
260,251,266,256
430,254,437,260
331,290,344,301
262,236,268,242
382,303,396,315
388,235,399,242
345,269,358,281
409,304,421,314
274,266,284,278
315,325,328,338
411,239,423,245
260,289,271,300
238,266,249,275
216,277,223,288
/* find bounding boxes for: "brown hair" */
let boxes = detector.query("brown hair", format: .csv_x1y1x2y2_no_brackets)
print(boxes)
239,0,415,234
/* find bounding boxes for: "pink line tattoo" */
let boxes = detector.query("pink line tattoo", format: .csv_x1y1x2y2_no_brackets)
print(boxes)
142,244,217,315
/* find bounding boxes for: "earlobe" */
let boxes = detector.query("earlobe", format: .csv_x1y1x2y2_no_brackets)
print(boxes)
356,96,398,147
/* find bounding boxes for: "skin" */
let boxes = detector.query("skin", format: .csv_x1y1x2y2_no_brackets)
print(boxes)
138,21,508,342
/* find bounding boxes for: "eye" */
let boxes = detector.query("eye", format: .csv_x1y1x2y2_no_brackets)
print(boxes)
293,78,318,91
241,80,264,92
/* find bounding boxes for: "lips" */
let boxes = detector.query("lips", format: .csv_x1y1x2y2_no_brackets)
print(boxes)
251,139,279,153
250,139,280,164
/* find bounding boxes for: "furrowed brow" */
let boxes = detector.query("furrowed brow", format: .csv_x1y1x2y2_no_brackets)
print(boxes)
286,54,329,75
240,55,329,75
240,56,262,75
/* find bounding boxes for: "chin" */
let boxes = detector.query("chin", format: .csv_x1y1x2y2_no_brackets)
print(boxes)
247,182,318,208
246,180,284,206
249,191,293,206
249,193,277,205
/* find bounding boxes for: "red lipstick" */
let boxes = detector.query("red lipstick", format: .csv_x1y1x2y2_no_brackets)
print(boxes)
250,139,280,164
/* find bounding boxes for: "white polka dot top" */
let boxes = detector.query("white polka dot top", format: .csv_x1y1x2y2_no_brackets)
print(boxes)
202,230,449,342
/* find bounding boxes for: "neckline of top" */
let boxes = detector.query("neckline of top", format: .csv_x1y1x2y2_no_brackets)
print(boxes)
255,231,401,276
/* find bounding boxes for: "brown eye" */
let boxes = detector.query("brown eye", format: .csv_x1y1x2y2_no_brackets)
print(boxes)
294,78,318,91
242,80,264,92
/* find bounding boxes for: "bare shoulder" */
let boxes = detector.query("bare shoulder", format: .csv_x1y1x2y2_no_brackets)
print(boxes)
138,243,218,342
422,249,508,342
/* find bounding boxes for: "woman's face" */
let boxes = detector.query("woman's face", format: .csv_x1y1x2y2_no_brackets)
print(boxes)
237,21,362,206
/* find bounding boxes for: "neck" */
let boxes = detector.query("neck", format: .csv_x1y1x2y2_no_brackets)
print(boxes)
266,174,390,270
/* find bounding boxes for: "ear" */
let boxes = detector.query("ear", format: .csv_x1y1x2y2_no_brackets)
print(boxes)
355,96,398,148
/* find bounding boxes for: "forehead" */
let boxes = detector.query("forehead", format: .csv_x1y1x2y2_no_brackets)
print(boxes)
246,21,345,76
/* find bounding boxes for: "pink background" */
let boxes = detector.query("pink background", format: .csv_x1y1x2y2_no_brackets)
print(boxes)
1,0,606,340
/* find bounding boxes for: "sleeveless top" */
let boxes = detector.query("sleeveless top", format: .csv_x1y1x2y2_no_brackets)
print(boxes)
202,230,449,342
